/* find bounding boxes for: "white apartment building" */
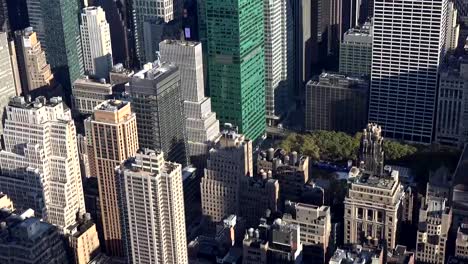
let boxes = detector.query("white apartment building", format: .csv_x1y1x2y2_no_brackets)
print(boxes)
80,6,113,79
118,149,188,264
159,40,220,168
369,0,448,143
0,96,86,230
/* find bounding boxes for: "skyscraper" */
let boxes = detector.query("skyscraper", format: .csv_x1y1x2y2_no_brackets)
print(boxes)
126,62,188,166
118,149,188,264
13,27,54,95
204,0,265,140
85,99,139,256
159,40,220,169
339,22,373,77
133,0,175,63
0,32,18,135
26,0,83,100
71,77,114,116
201,128,253,224
0,96,86,229
80,6,113,79
369,0,448,143
264,0,289,126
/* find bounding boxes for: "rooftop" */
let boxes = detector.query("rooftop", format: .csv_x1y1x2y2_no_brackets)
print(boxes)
8,96,64,109
73,76,112,88
353,171,397,190
95,99,128,112
133,61,178,81
161,39,200,47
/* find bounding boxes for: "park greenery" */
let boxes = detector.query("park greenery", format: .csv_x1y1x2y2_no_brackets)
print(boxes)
280,130,418,162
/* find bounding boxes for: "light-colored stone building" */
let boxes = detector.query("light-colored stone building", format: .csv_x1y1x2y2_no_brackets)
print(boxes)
72,76,114,115
0,96,85,230
85,99,139,256
283,201,331,263
68,214,101,264
201,127,253,224
118,149,188,264
456,224,468,259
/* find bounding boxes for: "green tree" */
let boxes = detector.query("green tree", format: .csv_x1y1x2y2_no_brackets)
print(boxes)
383,140,417,160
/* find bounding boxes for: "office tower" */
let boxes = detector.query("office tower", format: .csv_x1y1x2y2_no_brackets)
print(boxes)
0,96,86,229
239,174,279,227
85,99,139,256
446,1,460,51
283,201,331,263
0,32,18,135
26,0,83,100
204,0,265,140
118,149,188,264
0,211,68,264
344,167,403,249
13,27,54,95
305,73,368,134
415,196,452,263
456,224,468,259
159,40,220,168
327,0,342,57
339,22,373,76
369,0,448,143
201,128,253,223
359,123,384,175
68,214,101,264
257,149,309,203
264,0,289,126
6,0,28,32
134,0,175,63
72,77,114,116
80,6,113,79
243,219,303,264
143,18,183,63
436,58,468,147
126,62,188,165
292,0,312,100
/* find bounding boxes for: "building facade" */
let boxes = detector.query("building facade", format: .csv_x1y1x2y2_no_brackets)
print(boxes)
159,40,220,169
456,224,468,259
305,73,369,134
0,96,86,230
118,149,188,264
339,21,372,77
26,0,83,99
204,0,265,140
85,99,139,256
80,6,113,79
126,62,188,166
72,77,114,116
68,215,101,264
369,0,448,143
201,128,253,223
13,28,53,95
0,31,18,135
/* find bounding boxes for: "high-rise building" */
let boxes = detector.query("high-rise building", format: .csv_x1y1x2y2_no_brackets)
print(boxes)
0,211,68,264
26,0,83,100
436,57,468,147
201,128,253,224
72,76,114,116
159,40,220,169
415,196,452,263
446,1,460,51
0,32,18,135
305,73,368,134
257,149,309,203
118,149,188,264
13,27,54,95
369,0,448,143
339,22,373,77
85,99,139,256
283,201,331,263
204,0,265,140
456,224,468,260
80,6,113,79
264,0,289,126
68,214,101,264
134,0,175,63
125,62,188,165
0,96,86,229
143,17,183,63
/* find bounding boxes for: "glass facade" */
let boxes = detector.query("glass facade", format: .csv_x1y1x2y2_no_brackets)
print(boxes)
204,0,266,140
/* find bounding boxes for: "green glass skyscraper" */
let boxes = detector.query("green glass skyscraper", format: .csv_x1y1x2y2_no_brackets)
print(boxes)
204,0,266,140
26,0,83,102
